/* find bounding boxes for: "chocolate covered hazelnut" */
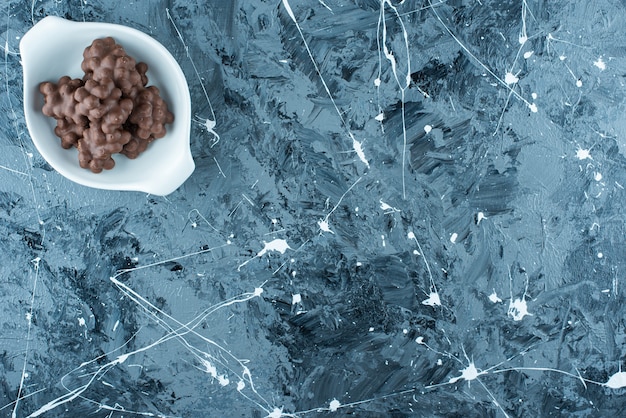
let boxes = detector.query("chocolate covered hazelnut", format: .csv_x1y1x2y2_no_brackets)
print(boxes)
129,86,174,140
54,118,86,149
82,37,145,97
78,121,131,173
39,76,88,126
120,135,151,160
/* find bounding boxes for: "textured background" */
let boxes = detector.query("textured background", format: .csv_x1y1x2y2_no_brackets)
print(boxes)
1,1,626,417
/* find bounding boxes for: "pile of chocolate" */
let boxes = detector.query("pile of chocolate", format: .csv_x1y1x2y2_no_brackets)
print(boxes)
39,37,174,173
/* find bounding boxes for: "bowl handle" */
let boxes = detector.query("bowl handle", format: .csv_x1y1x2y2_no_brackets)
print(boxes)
138,149,195,196
20,16,76,56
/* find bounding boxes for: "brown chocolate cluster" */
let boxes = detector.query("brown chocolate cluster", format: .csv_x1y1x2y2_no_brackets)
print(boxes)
39,37,174,173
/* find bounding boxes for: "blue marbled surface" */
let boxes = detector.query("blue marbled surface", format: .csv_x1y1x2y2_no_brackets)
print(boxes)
1,1,626,417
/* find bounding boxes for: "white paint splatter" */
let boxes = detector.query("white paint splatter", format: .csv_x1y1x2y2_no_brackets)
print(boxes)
507,262,532,321
488,291,502,303
593,57,606,71
329,398,341,412
258,239,290,257
292,294,301,305
422,291,441,307
267,407,284,418
350,133,370,168
606,371,626,389
449,233,458,243
194,116,220,147
504,71,519,85
424,124,432,134
318,219,334,234
115,353,130,364
380,199,400,213
519,2,528,45
217,375,230,387
238,239,291,270
201,358,218,378
576,147,592,160
449,361,486,385
508,297,531,321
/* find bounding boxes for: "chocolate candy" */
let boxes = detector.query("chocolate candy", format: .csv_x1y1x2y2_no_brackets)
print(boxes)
40,76,88,126
39,37,174,173
54,118,86,150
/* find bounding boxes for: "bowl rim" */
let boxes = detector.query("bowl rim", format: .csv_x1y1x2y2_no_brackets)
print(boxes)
20,16,194,195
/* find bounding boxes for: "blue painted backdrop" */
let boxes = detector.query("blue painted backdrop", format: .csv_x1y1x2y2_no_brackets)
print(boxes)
1,1,625,417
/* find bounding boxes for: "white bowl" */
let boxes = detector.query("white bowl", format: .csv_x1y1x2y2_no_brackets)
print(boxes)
20,16,194,196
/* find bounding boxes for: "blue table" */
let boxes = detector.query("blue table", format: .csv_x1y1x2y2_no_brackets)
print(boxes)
2,1,625,416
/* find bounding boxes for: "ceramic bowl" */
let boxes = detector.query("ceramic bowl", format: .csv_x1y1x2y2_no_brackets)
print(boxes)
20,16,194,196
